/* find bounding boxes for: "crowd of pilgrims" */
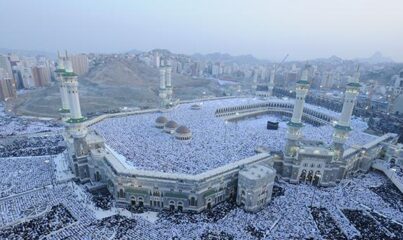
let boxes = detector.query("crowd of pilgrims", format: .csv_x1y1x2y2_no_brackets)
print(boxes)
0,105,62,138
0,152,402,239
395,166,403,186
370,177,403,213
0,135,66,158
0,204,76,240
88,187,114,210
0,100,400,239
0,156,56,198
92,99,376,175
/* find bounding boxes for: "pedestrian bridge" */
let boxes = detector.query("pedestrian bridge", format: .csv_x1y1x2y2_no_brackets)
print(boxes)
215,102,337,126
372,160,403,194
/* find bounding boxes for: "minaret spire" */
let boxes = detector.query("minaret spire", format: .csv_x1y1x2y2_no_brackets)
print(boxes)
165,61,173,103
159,63,168,108
332,65,361,163
337,65,360,128
63,53,87,138
56,51,70,121
285,66,310,157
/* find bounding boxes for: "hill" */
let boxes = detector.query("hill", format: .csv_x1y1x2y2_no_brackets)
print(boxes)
12,58,224,118
192,52,271,65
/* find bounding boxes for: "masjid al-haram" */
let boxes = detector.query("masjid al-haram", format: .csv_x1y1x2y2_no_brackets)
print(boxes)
0,53,402,240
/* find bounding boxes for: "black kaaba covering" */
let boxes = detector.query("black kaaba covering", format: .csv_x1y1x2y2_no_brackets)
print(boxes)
267,121,279,130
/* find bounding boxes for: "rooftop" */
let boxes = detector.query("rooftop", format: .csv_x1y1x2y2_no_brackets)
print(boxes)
91,97,377,174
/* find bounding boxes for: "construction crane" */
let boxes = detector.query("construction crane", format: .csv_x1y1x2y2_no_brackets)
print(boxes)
274,54,289,73
267,54,289,97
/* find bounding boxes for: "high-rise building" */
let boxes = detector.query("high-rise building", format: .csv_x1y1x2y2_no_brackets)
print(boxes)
268,66,276,96
393,69,403,96
7,54,25,89
32,66,51,87
285,65,298,87
0,73,17,101
70,54,89,75
0,55,13,78
20,67,35,88
212,63,220,76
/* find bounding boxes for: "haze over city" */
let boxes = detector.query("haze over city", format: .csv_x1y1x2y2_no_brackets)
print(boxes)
1,0,403,61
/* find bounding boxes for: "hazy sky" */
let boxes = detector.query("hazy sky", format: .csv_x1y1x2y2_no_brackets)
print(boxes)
1,0,402,61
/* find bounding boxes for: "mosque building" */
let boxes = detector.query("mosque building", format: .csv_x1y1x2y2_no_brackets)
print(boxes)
58,54,398,213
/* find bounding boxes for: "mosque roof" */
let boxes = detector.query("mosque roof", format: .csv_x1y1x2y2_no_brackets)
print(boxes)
175,125,191,134
155,116,168,124
165,120,178,129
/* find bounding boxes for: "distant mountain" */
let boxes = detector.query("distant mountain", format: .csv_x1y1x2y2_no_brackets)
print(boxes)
309,52,394,65
355,52,394,64
308,55,346,65
328,55,343,62
126,49,143,55
192,52,271,65
0,48,56,59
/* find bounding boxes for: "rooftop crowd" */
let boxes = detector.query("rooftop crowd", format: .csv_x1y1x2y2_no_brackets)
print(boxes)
92,98,376,174
0,100,400,239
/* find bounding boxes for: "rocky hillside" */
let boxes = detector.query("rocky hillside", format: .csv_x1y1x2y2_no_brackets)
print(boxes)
13,59,225,118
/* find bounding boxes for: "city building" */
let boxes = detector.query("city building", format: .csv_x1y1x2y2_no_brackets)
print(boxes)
392,69,403,96
389,69,403,114
285,64,298,87
0,55,13,78
70,54,89,75
20,67,35,88
7,54,24,89
32,66,51,87
0,73,17,101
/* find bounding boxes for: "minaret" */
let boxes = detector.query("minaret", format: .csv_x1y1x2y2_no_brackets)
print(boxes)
56,51,70,121
332,66,361,162
63,51,87,138
159,66,168,108
165,64,173,103
251,69,258,95
285,68,310,156
268,65,275,96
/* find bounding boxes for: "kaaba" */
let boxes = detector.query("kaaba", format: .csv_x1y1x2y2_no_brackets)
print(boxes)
267,121,279,130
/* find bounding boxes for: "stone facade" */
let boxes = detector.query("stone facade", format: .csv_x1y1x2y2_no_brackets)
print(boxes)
237,164,276,212
65,132,276,212
385,143,403,166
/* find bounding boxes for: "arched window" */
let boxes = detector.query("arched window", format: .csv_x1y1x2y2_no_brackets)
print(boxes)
119,189,125,198
94,172,101,181
190,197,197,206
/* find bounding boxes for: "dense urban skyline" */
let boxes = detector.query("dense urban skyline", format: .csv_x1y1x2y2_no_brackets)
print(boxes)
0,0,402,61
